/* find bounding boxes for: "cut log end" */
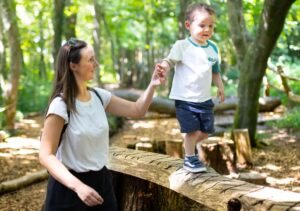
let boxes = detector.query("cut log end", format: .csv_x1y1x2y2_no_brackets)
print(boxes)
227,198,242,211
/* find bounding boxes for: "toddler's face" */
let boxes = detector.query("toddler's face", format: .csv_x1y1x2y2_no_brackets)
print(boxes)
185,10,215,45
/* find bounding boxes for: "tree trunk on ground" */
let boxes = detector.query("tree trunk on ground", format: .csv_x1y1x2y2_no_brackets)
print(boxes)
113,89,281,115
227,0,296,146
0,170,48,195
109,147,300,211
2,0,23,131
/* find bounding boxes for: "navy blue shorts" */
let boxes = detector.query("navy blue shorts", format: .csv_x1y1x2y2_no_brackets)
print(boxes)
175,99,215,134
43,166,117,211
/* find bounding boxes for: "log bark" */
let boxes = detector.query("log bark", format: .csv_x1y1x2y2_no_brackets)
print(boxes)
113,90,281,115
0,169,48,195
238,172,266,185
112,171,212,211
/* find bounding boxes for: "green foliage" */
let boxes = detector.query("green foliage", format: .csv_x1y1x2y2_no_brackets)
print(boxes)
271,1,300,63
1,0,299,129
268,106,300,130
107,114,124,137
17,72,52,114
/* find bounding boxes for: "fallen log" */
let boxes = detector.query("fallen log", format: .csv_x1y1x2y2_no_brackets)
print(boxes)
113,90,281,115
0,169,48,195
108,147,300,211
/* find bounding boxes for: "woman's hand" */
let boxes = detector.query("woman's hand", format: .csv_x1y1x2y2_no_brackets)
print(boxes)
75,183,104,207
151,63,167,86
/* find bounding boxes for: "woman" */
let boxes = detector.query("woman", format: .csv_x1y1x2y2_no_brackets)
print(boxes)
39,38,164,210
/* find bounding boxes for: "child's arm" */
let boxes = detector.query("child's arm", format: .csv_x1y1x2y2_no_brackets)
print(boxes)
212,72,225,103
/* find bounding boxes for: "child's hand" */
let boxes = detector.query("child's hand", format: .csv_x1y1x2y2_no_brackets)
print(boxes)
155,63,167,84
151,64,165,86
217,88,225,103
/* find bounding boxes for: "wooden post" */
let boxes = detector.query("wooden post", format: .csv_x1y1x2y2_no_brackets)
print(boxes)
152,140,166,154
135,142,154,152
165,139,183,158
233,129,253,168
199,137,237,175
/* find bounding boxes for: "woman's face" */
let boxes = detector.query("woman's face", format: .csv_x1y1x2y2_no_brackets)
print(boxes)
71,45,99,82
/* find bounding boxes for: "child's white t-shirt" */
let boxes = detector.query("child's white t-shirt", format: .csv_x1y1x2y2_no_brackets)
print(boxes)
165,38,220,103
46,88,111,172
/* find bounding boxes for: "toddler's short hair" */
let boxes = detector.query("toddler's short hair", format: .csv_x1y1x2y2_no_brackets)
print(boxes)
185,3,215,22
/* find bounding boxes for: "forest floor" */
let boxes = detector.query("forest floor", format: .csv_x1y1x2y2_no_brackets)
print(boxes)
0,111,299,211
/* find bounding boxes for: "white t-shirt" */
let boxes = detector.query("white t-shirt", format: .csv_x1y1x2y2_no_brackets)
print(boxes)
46,88,111,172
165,38,220,103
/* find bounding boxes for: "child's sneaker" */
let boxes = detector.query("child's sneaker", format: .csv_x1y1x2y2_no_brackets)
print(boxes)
183,155,207,173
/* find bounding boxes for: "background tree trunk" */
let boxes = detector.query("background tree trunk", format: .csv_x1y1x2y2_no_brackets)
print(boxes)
64,0,77,40
102,11,118,75
0,9,7,81
227,0,296,146
93,0,103,86
2,0,23,131
177,0,192,39
52,0,65,67
38,9,47,79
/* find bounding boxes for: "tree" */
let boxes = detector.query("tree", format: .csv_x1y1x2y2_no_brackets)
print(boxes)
52,0,65,66
64,0,77,40
227,0,296,146
1,0,23,130
93,0,103,86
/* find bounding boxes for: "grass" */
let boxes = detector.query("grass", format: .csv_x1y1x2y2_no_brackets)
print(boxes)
267,106,300,130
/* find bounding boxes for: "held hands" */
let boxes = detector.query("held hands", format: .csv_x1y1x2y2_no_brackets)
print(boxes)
151,63,167,86
75,182,104,207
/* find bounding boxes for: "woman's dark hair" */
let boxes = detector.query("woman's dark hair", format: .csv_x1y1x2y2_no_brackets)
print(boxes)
185,3,215,22
48,38,87,113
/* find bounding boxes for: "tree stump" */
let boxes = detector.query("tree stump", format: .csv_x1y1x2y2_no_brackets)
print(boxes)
199,137,237,175
233,129,253,168
135,142,154,152
165,139,183,158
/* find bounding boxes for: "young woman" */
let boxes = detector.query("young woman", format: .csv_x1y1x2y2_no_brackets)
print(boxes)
40,38,164,210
